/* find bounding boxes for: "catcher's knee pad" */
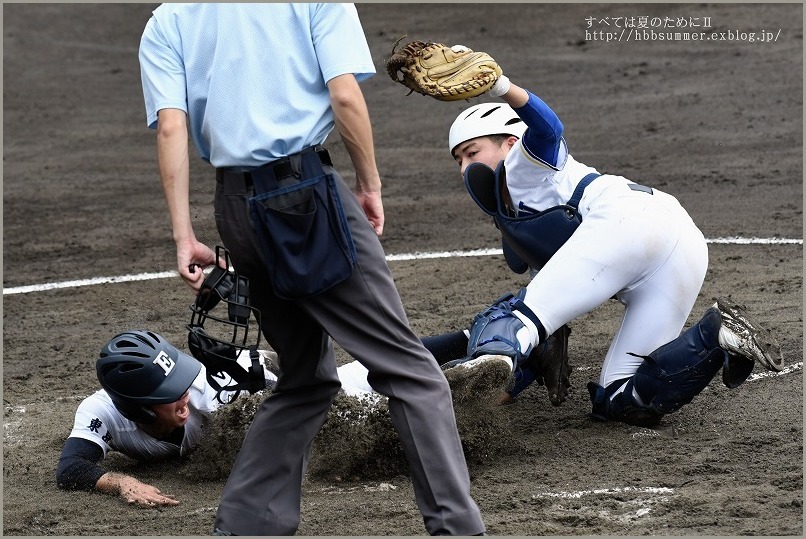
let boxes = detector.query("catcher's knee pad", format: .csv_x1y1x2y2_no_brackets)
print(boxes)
589,307,728,426
466,289,543,366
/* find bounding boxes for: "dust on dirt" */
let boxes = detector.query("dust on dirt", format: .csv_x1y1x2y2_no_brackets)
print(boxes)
184,357,517,482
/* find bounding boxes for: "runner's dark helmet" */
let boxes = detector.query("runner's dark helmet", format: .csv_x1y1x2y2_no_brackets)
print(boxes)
96,330,201,424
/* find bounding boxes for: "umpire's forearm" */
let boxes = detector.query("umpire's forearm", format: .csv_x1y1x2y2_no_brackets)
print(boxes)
156,108,194,244
327,74,382,193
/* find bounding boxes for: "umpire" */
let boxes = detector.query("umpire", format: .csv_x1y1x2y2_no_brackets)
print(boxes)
138,3,485,536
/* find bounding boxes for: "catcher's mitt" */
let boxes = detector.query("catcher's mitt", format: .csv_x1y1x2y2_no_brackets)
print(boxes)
386,39,502,101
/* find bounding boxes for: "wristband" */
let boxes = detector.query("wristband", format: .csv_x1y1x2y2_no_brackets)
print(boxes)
489,75,511,98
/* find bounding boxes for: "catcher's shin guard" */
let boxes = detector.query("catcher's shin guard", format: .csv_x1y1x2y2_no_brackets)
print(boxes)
589,307,728,426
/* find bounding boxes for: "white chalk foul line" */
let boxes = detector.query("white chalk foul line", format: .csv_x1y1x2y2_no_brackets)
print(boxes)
3,270,178,296
3,237,801,296
385,247,503,261
2,248,504,296
707,236,802,245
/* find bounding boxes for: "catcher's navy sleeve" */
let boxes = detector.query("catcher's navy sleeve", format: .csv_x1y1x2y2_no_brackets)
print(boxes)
515,91,565,168
56,437,108,491
421,330,469,365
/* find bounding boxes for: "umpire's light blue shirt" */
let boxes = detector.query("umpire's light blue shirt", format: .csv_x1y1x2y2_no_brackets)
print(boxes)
139,3,376,168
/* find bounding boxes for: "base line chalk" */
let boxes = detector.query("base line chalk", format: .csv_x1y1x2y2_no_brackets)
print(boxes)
4,237,801,296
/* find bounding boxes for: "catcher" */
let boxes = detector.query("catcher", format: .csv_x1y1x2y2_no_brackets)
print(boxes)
388,40,784,426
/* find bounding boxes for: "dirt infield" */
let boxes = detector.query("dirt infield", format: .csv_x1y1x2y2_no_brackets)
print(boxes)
3,3,803,536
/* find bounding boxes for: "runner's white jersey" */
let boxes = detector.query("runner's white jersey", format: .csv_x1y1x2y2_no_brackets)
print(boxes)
67,370,227,460
67,347,380,461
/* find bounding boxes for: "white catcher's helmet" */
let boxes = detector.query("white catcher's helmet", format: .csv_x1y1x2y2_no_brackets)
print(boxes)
448,102,527,156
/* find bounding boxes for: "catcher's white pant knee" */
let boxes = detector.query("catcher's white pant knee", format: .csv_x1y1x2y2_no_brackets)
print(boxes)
521,181,708,387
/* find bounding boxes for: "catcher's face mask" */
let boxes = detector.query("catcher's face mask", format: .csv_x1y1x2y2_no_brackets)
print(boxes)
187,246,266,402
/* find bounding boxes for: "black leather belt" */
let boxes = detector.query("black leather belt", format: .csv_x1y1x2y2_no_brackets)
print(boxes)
265,146,332,179
216,146,332,187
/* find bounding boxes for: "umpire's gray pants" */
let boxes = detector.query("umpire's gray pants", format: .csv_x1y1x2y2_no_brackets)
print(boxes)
211,160,485,536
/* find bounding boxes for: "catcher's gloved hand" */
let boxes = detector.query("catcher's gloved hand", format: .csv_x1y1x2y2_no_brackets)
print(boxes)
533,324,572,406
386,39,502,101
464,291,533,365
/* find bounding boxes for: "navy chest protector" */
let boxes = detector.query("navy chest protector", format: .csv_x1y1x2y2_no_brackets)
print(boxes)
464,161,600,273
